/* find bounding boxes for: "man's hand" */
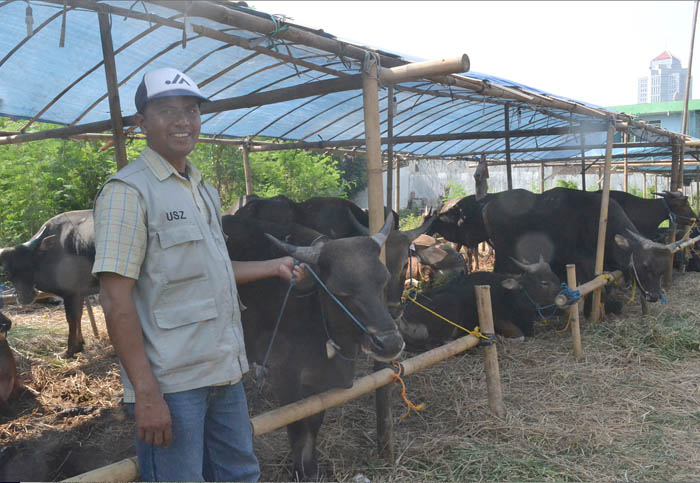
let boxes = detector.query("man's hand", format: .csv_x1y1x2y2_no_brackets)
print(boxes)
135,390,172,447
277,256,307,283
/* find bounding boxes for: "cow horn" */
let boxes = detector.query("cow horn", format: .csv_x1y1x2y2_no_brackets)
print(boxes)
400,215,435,242
624,228,669,251
347,208,370,235
509,256,536,273
23,225,48,251
371,213,395,248
265,233,322,265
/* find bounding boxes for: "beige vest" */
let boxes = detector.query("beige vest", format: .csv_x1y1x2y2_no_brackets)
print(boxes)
105,155,248,400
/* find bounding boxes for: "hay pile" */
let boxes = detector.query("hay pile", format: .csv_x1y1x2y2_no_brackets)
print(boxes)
1,269,699,481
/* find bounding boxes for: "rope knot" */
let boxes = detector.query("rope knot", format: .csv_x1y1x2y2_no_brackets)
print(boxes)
391,361,425,419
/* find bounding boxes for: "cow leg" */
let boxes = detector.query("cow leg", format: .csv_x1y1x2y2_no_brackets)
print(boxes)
287,410,325,481
63,295,85,357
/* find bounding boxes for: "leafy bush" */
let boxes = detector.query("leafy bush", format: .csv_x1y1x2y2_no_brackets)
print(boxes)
556,179,578,190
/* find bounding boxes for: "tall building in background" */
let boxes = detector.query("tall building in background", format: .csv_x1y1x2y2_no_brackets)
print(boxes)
637,51,691,103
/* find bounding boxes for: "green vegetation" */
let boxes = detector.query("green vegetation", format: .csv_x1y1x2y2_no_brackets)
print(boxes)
556,179,578,190
0,117,365,245
442,181,468,204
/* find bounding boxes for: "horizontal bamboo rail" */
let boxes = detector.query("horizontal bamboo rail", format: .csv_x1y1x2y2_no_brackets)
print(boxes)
379,55,470,83
64,334,481,482
0,291,57,306
554,270,623,308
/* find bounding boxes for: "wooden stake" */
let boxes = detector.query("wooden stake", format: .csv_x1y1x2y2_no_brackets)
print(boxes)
84,297,99,339
580,134,586,191
240,145,253,195
664,220,677,289
590,122,615,323
474,285,506,418
680,0,699,182
505,104,513,190
362,54,393,463
97,11,127,170
623,131,629,192
540,163,544,193
566,265,583,359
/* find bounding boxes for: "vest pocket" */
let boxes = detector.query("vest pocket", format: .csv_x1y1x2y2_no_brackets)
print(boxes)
151,297,222,374
156,224,206,285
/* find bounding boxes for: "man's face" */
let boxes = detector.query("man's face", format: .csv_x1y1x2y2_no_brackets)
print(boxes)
136,96,201,165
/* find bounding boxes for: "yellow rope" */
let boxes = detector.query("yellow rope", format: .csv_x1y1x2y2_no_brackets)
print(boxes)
556,309,573,333
402,291,491,341
628,276,636,303
391,361,426,419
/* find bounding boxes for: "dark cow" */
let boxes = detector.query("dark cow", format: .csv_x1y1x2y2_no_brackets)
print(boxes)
482,188,679,305
399,257,560,349
605,190,697,238
0,211,97,356
223,213,404,480
426,194,493,251
234,195,432,319
0,312,22,407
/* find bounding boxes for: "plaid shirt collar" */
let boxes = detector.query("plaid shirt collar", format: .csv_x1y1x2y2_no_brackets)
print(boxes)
140,146,203,186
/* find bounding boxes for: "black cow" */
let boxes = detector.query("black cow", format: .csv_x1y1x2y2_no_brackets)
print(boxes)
234,195,432,319
426,194,493,251
0,211,97,356
223,213,404,480
399,257,560,349
605,190,697,238
482,188,679,306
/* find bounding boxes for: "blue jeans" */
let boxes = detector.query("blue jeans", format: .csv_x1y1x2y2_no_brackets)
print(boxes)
126,382,260,482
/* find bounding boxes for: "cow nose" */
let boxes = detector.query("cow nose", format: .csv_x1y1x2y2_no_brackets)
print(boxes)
368,330,405,361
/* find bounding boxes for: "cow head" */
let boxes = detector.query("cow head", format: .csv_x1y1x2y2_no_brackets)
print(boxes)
614,229,676,302
658,191,697,225
507,256,561,335
267,213,405,362
0,227,56,304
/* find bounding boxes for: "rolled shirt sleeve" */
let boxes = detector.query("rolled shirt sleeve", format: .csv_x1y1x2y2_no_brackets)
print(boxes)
92,181,147,280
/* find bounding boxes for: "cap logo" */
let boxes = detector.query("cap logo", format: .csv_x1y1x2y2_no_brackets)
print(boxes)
165,74,191,86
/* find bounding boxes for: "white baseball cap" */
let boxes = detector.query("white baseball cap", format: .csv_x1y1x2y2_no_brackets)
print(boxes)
134,67,208,113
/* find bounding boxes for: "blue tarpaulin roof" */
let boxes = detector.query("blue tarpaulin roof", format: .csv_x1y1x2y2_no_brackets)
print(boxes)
0,0,693,164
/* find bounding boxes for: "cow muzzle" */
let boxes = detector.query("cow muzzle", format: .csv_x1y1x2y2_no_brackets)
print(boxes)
363,330,405,362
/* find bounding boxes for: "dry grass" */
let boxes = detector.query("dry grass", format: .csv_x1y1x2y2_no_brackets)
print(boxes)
1,267,699,481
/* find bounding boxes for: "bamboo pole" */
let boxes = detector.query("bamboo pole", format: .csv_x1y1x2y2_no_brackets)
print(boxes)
590,122,616,323
580,134,587,190
664,220,678,289
680,0,699,183
395,154,401,213
386,85,394,209
555,270,624,308
540,163,545,193
474,285,505,418
240,145,253,195
566,265,583,359
97,12,127,169
505,104,513,190
643,173,647,198
84,297,99,339
623,131,629,193
362,54,394,463
61,456,139,483
671,139,681,191
378,55,470,83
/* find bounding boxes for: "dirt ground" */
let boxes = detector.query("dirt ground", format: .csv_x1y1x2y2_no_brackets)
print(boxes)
0,258,698,481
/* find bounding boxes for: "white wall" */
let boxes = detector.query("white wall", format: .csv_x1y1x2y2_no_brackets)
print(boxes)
351,159,675,209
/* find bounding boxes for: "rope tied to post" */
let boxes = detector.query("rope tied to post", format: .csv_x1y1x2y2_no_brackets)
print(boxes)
390,361,426,419
402,289,491,341
557,282,582,307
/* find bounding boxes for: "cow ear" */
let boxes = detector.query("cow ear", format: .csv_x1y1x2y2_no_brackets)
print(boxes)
38,235,57,252
614,234,630,250
501,278,520,290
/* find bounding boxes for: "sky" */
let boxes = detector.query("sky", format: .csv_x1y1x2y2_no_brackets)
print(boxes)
249,1,698,108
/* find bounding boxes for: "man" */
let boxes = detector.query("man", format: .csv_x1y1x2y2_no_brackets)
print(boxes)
93,67,303,482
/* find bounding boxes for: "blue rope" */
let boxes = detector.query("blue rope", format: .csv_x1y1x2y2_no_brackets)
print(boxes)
659,292,669,304
557,282,582,306
523,283,580,320
523,289,559,320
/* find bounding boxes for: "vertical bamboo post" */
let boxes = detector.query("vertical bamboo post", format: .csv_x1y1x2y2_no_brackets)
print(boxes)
363,53,393,465
566,265,583,359
394,154,401,213
386,85,394,209
664,219,677,289
504,104,513,190
540,163,545,193
474,285,505,418
671,139,680,191
654,174,658,195
680,0,699,183
590,121,616,323
643,173,647,198
84,297,99,339
97,11,127,170
580,134,586,191
623,131,629,193
241,145,253,195
696,168,699,214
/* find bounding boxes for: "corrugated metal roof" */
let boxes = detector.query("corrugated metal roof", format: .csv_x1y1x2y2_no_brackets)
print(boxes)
0,0,693,164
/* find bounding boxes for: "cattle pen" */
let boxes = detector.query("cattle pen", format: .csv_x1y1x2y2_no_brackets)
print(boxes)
1,1,700,481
